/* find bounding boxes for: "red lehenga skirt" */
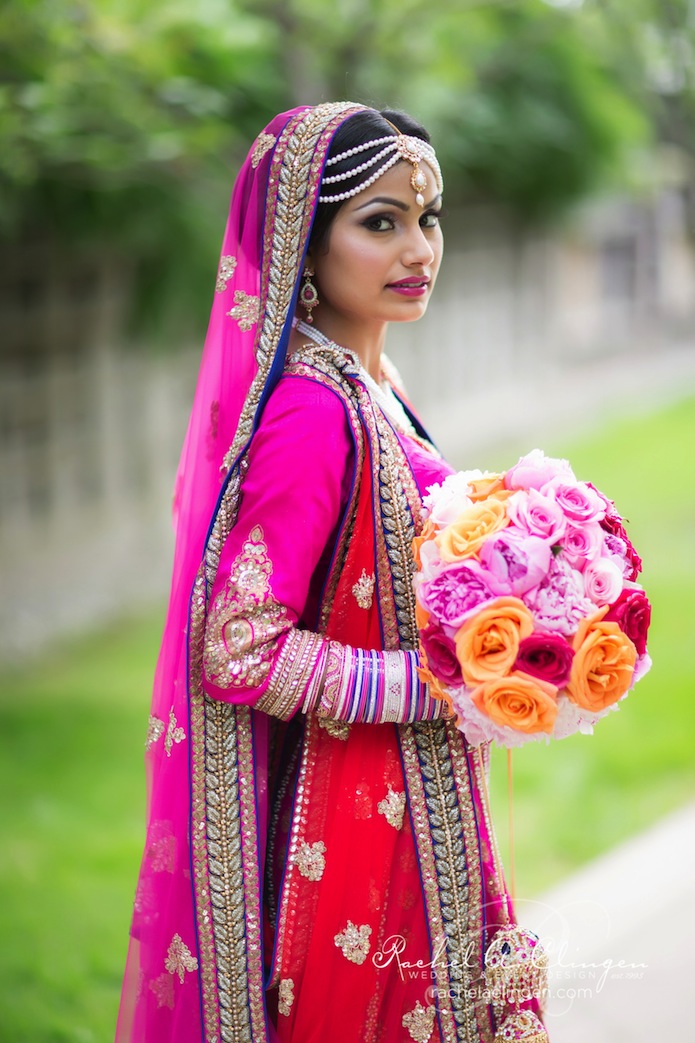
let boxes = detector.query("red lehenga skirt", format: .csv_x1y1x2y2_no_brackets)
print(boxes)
267,716,447,1043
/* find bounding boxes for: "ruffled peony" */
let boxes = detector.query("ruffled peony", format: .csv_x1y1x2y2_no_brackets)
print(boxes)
480,529,551,597
504,449,575,492
526,556,595,635
420,559,496,628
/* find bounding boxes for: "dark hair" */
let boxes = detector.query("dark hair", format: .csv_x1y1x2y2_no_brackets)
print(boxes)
309,108,432,253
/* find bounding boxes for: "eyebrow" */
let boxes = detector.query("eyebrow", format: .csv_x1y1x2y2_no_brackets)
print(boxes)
354,194,442,212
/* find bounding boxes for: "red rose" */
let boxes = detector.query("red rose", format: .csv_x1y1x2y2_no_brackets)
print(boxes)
421,623,464,687
600,510,642,580
604,588,651,656
513,632,575,687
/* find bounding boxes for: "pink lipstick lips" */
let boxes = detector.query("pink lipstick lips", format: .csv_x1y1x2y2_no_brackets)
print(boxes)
386,277,430,297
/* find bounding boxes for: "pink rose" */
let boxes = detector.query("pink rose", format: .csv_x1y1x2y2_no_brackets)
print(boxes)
583,558,624,606
604,588,651,656
545,478,606,523
420,623,464,687
560,522,605,570
421,560,496,628
504,449,575,492
514,632,575,687
600,510,642,580
479,530,551,597
507,489,567,543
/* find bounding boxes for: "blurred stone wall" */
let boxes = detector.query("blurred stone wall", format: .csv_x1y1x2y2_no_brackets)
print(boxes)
1,189,694,660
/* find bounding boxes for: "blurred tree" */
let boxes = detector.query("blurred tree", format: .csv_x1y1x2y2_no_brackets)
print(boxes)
0,0,284,330
2,0,692,334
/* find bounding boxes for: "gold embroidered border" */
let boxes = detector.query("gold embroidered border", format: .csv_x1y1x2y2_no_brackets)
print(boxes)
399,723,458,1043
269,714,321,986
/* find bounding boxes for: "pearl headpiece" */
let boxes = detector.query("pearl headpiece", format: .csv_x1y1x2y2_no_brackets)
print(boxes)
318,131,443,207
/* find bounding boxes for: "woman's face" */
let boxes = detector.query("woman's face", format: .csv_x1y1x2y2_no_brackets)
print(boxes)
308,160,443,339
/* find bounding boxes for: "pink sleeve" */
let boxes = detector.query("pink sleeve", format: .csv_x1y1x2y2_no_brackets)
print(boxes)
202,374,353,707
201,375,445,725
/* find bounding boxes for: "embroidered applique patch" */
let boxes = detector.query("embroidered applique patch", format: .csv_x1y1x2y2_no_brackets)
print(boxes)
164,934,199,983
216,255,237,293
377,785,406,830
278,977,295,1016
318,716,350,741
402,1000,436,1042
164,709,185,756
351,569,376,610
294,840,326,881
226,290,260,332
334,920,372,965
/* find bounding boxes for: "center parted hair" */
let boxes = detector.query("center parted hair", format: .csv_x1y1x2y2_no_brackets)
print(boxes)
309,109,435,252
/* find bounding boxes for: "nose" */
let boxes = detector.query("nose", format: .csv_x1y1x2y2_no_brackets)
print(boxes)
402,222,436,267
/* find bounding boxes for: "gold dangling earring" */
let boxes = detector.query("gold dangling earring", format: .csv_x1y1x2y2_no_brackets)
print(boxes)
300,266,319,323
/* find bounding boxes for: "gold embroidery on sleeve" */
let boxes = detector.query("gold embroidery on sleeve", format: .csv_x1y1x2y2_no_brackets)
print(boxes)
146,715,165,750
216,255,237,293
226,290,261,332
334,921,372,965
377,785,406,830
278,977,295,1016
251,132,277,168
293,840,326,881
164,934,199,983
204,526,291,689
402,1000,436,1042
351,569,375,610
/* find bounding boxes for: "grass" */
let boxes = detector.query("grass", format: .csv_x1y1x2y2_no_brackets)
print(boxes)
1,395,694,1040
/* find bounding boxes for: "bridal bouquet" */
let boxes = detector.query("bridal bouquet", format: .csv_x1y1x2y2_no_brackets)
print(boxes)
414,449,651,748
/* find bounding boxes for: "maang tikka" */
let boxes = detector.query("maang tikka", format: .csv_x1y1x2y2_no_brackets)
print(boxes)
300,266,319,322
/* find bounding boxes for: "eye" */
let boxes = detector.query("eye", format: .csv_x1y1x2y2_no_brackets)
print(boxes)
420,209,442,229
363,214,396,232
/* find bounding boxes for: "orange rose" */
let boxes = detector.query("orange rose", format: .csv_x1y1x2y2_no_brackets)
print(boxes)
567,607,637,712
467,474,506,501
412,519,436,568
472,671,559,734
415,598,431,632
437,497,510,562
455,597,534,685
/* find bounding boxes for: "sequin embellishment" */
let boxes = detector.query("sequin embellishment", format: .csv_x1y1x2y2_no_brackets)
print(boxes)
251,132,277,168
226,290,260,332
294,840,326,881
402,1000,436,1042
334,921,372,965
351,569,376,610
318,717,350,741
216,255,237,293
377,785,406,830
164,709,185,756
146,715,165,750
278,977,295,1016
164,933,199,983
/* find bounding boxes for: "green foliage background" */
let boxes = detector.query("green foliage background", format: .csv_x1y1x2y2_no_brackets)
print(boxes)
3,0,694,331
